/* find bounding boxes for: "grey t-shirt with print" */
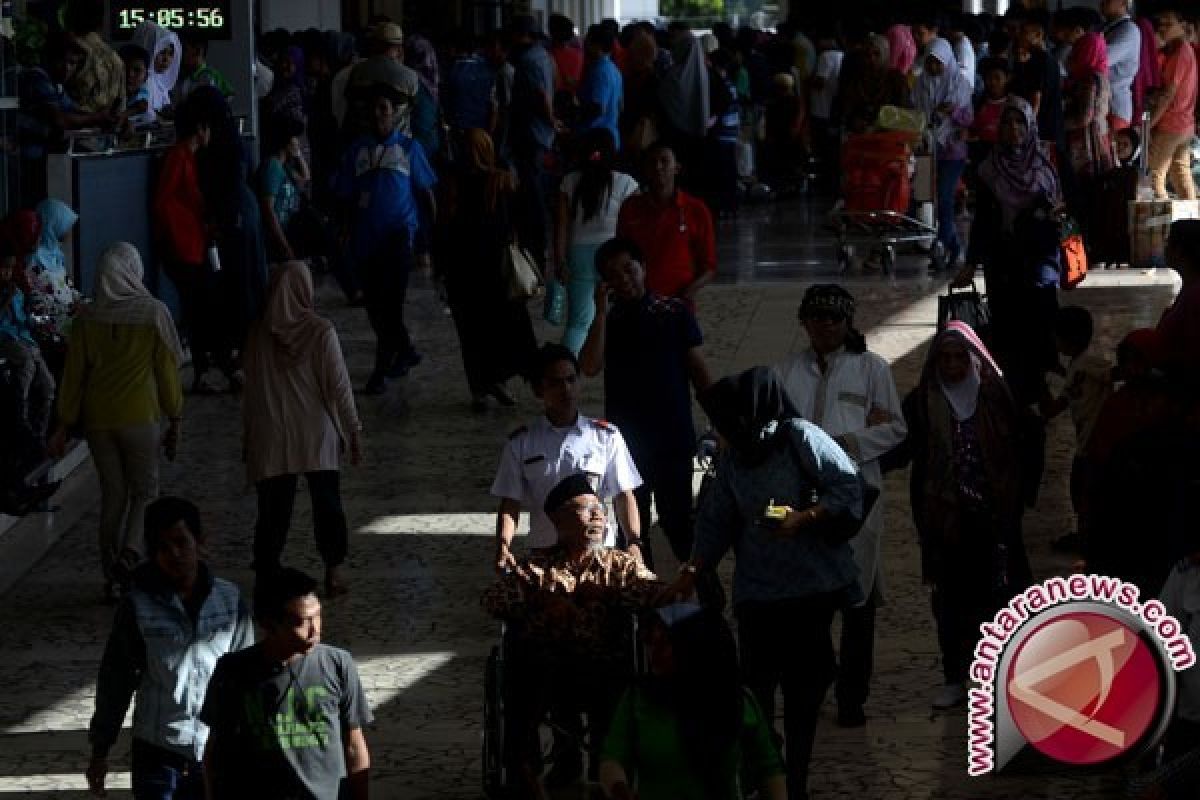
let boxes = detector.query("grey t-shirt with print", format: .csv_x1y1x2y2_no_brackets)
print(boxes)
201,642,373,799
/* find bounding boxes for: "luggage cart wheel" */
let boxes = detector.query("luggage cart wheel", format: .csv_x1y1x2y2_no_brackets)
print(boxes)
881,245,895,274
838,244,852,272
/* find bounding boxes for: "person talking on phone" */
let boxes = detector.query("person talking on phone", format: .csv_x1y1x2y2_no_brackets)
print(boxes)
661,367,863,800
579,236,712,571
50,243,185,603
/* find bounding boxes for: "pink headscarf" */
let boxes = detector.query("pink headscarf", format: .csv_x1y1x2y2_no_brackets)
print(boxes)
886,24,917,74
1067,32,1108,85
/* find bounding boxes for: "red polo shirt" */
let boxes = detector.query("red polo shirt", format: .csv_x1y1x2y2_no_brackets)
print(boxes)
616,190,716,299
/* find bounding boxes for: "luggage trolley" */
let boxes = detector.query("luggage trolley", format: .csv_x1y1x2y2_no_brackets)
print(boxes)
831,127,941,274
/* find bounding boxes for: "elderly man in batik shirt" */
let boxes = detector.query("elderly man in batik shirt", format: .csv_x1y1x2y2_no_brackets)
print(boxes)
483,473,660,796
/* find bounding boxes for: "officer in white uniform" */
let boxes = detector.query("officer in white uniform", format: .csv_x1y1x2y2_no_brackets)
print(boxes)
492,344,644,571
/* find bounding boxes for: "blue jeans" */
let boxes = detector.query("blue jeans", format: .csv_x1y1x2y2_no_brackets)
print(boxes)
936,159,966,262
560,242,602,355
131,739,204,800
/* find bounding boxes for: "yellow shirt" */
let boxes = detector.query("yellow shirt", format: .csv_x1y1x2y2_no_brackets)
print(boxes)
57,318,183,431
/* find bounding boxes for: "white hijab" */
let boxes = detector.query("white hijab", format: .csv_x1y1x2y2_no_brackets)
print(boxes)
915,37,973,115
939,353,983,421
132,20,181,112
85,242,184,363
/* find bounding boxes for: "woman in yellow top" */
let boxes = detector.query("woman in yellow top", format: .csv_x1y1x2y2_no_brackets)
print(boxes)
51,243,184,602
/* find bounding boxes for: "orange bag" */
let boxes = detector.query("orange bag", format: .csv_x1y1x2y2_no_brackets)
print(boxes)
1061,232,1088,289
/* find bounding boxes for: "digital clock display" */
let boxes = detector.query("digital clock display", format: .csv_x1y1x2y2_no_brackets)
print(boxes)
110,2,232,40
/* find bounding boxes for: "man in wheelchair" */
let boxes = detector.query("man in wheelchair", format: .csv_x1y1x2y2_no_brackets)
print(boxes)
482,473,661,798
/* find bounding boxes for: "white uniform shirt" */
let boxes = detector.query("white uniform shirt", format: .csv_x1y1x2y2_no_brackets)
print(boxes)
491,414,643,548
776,348,907,600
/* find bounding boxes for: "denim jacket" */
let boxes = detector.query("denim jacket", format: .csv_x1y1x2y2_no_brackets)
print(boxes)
694,418,863,608
89,563,254,761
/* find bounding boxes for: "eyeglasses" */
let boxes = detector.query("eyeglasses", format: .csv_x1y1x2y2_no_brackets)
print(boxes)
564,502,606,517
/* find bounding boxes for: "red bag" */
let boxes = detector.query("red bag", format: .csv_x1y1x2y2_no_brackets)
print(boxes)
841,133,912,214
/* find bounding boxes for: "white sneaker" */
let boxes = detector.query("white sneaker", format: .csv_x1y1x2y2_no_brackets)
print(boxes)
932,682,967,710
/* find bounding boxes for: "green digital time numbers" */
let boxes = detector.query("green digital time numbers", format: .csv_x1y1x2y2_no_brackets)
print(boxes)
114,5,228,37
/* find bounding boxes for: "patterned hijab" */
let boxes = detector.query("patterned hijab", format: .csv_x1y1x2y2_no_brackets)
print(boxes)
32,199,78,276
978,96,1061,211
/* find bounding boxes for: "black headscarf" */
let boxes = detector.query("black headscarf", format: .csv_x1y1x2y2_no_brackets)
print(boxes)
699,367,800,467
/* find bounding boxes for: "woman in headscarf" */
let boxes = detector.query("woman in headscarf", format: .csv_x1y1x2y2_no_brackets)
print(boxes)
959,96,1063,408
663,366,863,800
435,128,537,410
1063,32,1115,262
836,32,910,134
657,31,710,191
405,34,442,159
25,198,81,343
598,604,787,800
131,20,181,115
915,38,974,269
51,243,183,602
901,321,1029,711
885,24,918,81
243,261,361,596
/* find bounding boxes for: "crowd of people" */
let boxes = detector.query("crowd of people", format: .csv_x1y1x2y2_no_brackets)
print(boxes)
2,1,1200,798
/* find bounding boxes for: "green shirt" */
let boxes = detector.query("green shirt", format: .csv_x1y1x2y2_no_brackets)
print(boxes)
57,318,183,431
600,685,784,799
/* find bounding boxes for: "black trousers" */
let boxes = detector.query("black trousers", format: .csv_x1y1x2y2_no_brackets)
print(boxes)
738,593,840,800
512,141,550,270
362,232,415,376
164,260,234,378
630,451,695,570
253,470,348,571
835,594,877,712
502,637,628,788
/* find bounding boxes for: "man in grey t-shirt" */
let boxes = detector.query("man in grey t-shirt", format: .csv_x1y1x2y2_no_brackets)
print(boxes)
201,569,372,799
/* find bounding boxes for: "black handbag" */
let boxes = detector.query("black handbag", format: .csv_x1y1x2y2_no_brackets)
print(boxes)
938,280,992,341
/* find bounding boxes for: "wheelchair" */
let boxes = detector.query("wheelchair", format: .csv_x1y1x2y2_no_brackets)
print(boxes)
482,617,644,797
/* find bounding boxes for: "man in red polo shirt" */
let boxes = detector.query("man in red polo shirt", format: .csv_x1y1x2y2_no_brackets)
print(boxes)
616,141,717,306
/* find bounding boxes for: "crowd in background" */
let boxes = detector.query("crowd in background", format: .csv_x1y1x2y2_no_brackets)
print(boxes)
2,1,1200,798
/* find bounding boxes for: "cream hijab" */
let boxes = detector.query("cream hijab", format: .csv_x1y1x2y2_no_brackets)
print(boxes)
85,242,184,363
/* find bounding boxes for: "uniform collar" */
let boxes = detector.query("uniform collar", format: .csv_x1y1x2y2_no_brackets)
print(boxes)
538,412,586,433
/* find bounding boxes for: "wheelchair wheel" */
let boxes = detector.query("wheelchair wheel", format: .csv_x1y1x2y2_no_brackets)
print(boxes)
482,645,506,797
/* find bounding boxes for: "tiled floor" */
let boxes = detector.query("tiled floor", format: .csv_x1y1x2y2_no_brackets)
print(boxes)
0,199,1182,797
